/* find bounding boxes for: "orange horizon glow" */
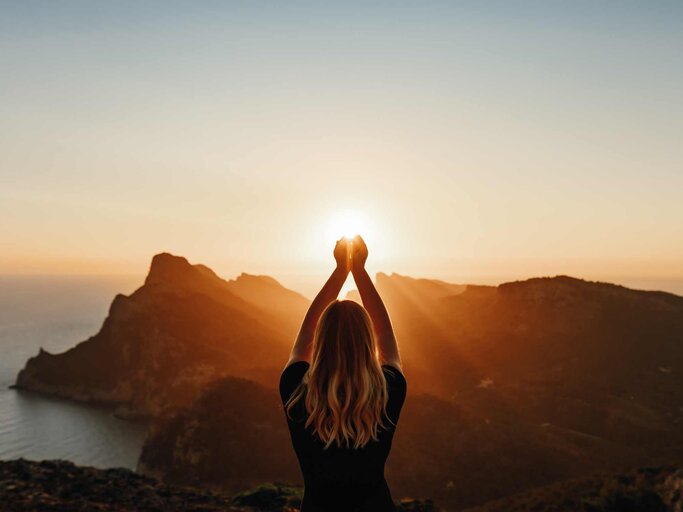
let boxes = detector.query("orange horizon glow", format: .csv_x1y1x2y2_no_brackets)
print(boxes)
1,3,681,298
2,250,682,300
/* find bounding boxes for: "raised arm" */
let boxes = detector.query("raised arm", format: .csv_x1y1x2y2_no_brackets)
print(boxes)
284,238,350,368
350,235,402,372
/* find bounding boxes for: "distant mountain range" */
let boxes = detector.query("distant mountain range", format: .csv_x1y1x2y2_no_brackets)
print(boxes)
14,253,683,509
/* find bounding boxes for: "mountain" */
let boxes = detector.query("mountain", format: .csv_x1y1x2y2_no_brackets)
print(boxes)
138,269,683,510
345,273,467,304
0,459,439,512
347,272,476,397
138,375,299,492
13,255,683,508
14,253,309,417
142,370,682,510
225,272,308,330
377,274,683,507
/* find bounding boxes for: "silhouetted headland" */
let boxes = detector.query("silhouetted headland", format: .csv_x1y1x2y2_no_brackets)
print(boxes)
14,253,309,418
13,253,683,509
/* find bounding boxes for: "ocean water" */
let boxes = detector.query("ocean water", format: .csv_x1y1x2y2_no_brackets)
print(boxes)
0,275,147,469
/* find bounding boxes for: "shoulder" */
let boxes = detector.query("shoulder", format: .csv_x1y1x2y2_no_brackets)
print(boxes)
279,361,310,403
281,360,310,385
381,364,407,424
382,363,407,391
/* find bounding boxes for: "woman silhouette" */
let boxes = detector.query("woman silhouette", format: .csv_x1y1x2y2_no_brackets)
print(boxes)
279,235,406,512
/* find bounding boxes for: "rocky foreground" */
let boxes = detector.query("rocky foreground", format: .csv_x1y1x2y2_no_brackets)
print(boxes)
0,459,438,512
465,466,683,512
2,460,682,512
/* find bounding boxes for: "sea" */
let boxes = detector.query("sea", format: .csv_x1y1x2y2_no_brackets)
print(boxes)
0,275,147,469
0,273,681,471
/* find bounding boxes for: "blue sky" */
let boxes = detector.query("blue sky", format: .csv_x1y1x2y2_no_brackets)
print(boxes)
1,1,682,293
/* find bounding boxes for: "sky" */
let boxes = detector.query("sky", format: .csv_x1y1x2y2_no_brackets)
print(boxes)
1,1,682,297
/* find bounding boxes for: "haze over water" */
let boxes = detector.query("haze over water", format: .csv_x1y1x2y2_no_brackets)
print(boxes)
0,275,146,469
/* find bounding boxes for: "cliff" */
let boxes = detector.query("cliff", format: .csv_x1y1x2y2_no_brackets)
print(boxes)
14,253,309,418
138,376,299,491
13,255,683,509
139,270,683,510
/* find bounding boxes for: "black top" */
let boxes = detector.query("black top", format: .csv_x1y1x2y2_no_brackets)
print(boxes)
279,361,407,512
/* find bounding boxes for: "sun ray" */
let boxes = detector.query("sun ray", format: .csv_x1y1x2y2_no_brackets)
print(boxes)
325,210,373,243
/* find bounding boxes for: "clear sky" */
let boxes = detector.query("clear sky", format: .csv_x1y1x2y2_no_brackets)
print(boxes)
1,1,682,296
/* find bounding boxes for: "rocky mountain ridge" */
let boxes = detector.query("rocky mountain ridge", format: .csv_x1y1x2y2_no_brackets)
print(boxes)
135,262,683,509
12,254,683,510
14,253,308,418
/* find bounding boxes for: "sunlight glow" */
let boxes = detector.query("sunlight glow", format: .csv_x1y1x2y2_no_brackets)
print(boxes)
326,210,373,242
312,208,396,276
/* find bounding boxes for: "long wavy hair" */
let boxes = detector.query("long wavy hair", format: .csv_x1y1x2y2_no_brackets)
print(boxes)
285,300,392,449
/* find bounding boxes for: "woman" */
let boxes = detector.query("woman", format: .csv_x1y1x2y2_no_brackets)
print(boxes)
279,235,407,512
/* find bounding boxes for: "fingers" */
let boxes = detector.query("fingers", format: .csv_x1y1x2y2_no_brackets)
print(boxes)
351,235,366,252
334,238,351,255
335,236,367,258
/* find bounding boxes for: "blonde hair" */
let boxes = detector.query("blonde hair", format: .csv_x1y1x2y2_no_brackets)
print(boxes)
285,300,392,449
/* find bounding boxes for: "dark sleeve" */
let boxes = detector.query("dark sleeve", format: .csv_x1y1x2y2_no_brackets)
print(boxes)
382,364,407,425
279,361,310,405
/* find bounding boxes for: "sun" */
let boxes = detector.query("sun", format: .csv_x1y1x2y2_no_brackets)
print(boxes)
325,210,373,243
316,209,387,297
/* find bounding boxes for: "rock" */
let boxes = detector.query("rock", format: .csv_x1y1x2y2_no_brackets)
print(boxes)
14,253,309,417
5,459,682,512
138,377,299,493
0,459,442,511
140,271,683,511
12,254,683,510
464,466,683,511
231,483,303,511
397,497,441,511
0,458,239,511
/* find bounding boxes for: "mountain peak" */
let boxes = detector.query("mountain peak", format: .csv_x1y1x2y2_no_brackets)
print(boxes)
375,272,403,285
227,272,309,309
498,275,628,297
374,272,467,300
234,273,283,288
496,275,683,310
145,253,195,285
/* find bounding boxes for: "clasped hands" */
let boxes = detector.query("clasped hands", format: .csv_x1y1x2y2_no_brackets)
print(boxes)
333,235,368,274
